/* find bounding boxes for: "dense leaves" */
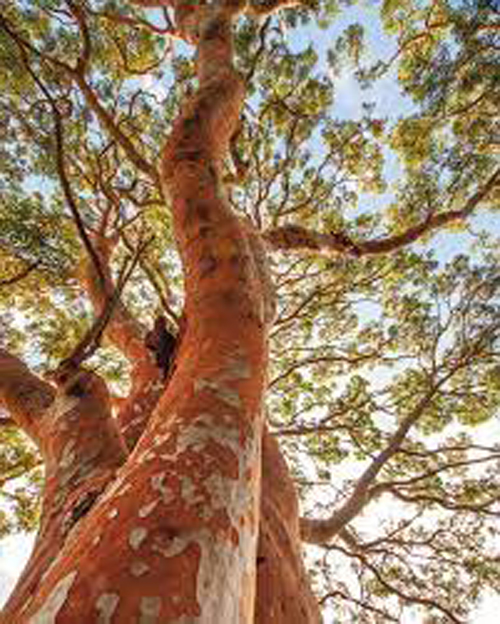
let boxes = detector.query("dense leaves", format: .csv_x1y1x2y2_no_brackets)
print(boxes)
0,0,498,621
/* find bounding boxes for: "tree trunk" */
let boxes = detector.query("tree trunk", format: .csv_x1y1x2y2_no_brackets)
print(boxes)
1,6,320,623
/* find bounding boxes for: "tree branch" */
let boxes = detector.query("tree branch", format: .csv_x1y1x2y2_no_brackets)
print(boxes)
55,235,154,377
332,543,464,623
0,260,41,287
4,19,107,289
0,10,160,187
0,350,55,444
299,333,495,544
264,167,500,257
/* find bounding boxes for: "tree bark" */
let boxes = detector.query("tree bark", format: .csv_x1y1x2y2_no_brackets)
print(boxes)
1,5,320,623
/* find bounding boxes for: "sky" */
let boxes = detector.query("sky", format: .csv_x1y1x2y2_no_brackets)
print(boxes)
1,0,499,620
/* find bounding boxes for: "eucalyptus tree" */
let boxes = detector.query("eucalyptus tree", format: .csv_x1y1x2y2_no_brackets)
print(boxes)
0,0,498,622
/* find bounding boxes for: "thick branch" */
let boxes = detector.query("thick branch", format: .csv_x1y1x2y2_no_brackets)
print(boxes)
2,369,127,617
0,350,55,444
77,233,164,448
265,167,500,257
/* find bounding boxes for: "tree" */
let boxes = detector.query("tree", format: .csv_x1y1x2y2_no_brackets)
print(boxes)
0,0,499,622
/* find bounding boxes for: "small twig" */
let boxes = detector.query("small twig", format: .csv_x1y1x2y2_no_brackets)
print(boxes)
120,230,179,325
0,260,41,287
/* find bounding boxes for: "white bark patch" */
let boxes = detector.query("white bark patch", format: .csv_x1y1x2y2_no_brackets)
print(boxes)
139,596,162,624
129,527,148,551
153,432,171,447
130,561,150,577
51,394,79,421
150,472,173,503
219,357,252,382
117,483,132,497
122,414,144,431
107,508,119,519
92,535,102,547
95,592,120,623
28,570,78,624
194,379,241,409
180,476,201,503
167,526,257,624
176,413,241,458
59,440,76,469
192,425,260,622
197,529,250,623
39,547,65,586
139,500,159,518
138,450,157,465
99,478,130,503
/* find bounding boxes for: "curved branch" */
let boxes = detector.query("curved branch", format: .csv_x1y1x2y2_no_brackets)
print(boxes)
299,348,487,544
265,167,500,257
66,0,91,74
77,231,166,449
0,10,160,187
0,349,55,444
2,16,107,289
56,236,154,377
72,75,160,185
333,543,464,624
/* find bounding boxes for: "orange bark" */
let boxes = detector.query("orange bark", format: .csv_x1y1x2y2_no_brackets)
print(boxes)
1,5,320,623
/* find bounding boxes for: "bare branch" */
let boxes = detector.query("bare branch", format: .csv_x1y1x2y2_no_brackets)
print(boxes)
333,543,464,624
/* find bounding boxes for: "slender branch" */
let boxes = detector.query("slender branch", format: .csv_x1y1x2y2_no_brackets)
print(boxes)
383,488,500,516
299,333,495,544
120,230,180,325
66,0,91,74
0,11,159,186
74,74,160,184
269,350,380,389
320,589,399,622
0,260,41,287
333,543,464,624
8,33,107,288
55,236,153,376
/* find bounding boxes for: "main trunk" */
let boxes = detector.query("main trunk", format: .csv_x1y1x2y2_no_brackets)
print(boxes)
1,6,320,623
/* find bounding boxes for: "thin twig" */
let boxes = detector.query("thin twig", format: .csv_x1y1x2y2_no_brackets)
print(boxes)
0,260,41,287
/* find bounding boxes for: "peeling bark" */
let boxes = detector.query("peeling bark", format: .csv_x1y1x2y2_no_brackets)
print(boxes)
1,4,321,623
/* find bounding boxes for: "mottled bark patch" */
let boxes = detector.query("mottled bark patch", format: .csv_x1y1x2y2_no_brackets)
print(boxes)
95,593,120,623
28,570,77,624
